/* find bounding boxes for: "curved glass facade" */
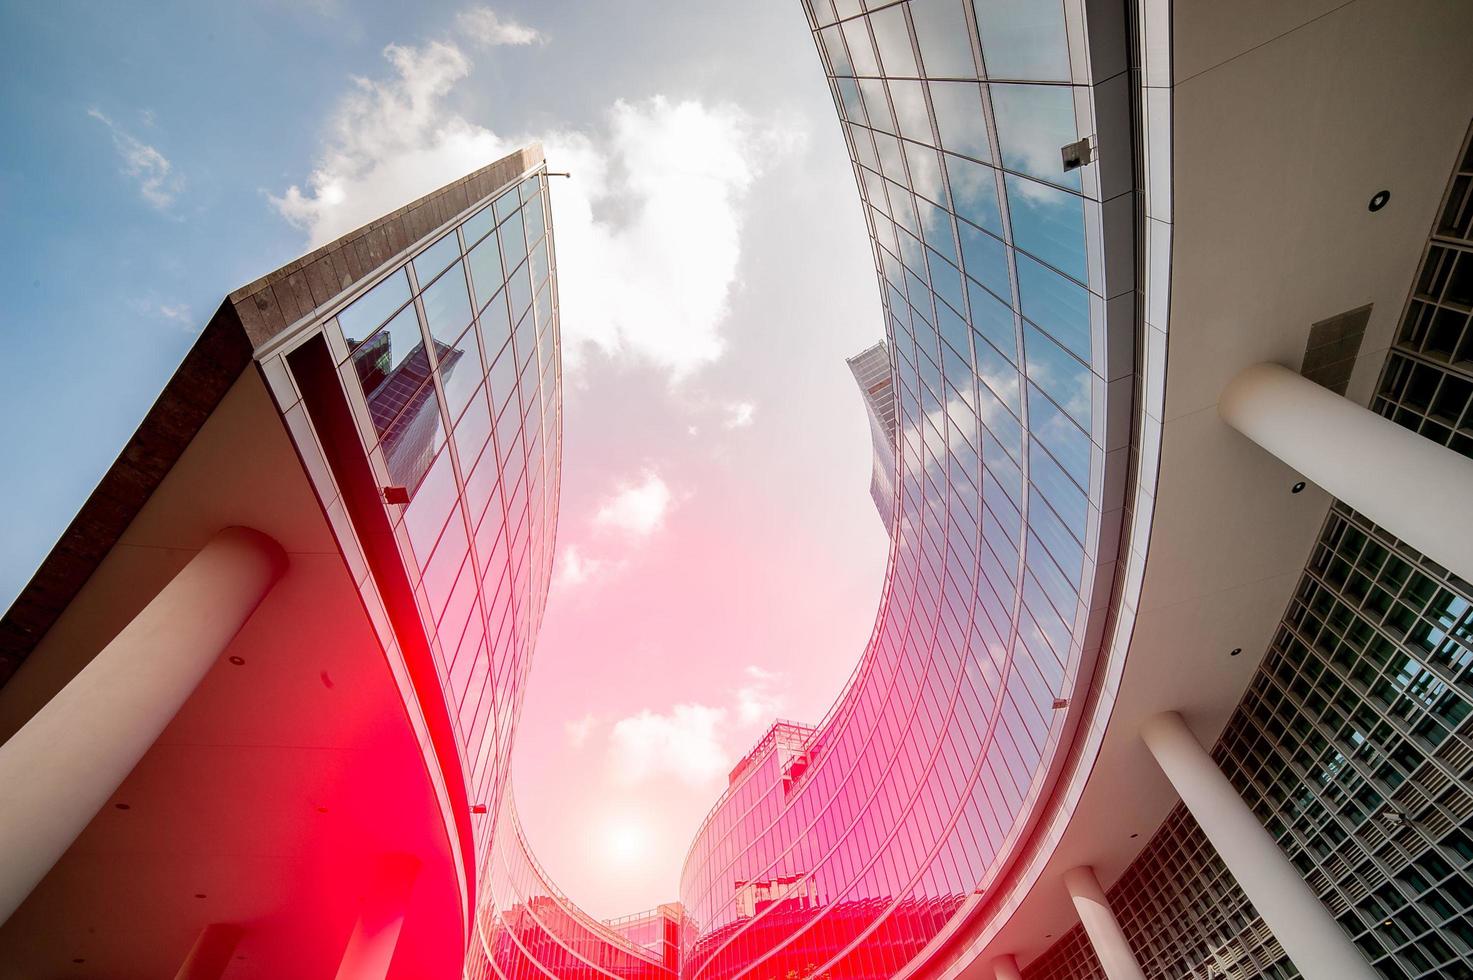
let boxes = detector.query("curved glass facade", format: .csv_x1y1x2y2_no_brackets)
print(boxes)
278,152,695,980
675,2,1132,977
469,799,679,980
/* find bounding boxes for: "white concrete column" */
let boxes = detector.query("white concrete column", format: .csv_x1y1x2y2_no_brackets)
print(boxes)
174,923,244,980
334,855,421,980
0,526,286,925
1219,361,1473,584
991,954,1023,980
1141,711,1377,980
1062,866,1145,980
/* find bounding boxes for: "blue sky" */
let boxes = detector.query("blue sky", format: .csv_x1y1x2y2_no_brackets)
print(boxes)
0,0,890,917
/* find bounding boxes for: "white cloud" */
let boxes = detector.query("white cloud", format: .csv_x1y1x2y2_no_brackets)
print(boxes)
608,704,729,786
553,543,629,591
456,6,544,46
595,471,671,537
269,39,802,380
724,401,757,429
88,108,182,210
736,665,785,726
565,713,597,749
129,297,195,333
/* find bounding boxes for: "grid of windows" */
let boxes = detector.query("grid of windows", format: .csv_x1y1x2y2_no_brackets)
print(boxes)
1372,129,1473,460
1023,123,1473,980
468,802,675,980
320,170,561,874
676,2,1132,978
1027,503,1473,980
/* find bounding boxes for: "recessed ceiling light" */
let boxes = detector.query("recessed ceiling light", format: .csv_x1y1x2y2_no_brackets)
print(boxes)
1368,190,1391,212
316,806,329,814
228,655,246,666
1291,481,1306,494
114,802,130,810
1230,648,1242,657
195,893,207,899
1130,833,1139,839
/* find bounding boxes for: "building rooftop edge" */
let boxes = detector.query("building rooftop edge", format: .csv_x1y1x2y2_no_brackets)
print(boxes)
0,146,545,686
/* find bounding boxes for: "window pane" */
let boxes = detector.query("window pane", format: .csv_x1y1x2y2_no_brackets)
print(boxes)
911,0,977,78
413,231,460,284
467,232,504,310
928,82,991,162
972,0,1071,81
382,379,446,492
422,260,473,344
991,83,1080,189
353,304,430,435
1005,173,1086,282
1016,251,1089,361
340,268,410,346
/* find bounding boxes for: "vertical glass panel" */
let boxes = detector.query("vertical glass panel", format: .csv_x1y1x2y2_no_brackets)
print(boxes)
461,205,495,248
947,154,1002,234
836,77,868,124
339,269,410,345
413,232,460,284
1027,380,1088,487
904,141,947,205
501,209,528,268
508,263,533,325
354,304,430,435
928,82,992,162
529,240,550,291
493,188,520,223
849,123,880,172
874,130,907,183
916,198,957,265
822,24,855,76
454,385,493,478
421,261,473,343
1015,252,1090,361
479,286,511,355
860,78,895,133
383,379,446,492
439,323,483,421
910,0,978,78
869,5,918,77
842,17,880,76
522,194,546,245
403,448,457,562
1024,322,1090,429
889,80,934,144
958,221,1009,300
1005,174,1086,282
972,0,1072,81
991,83,1081,190
968,277,1015,362
467,231,504,310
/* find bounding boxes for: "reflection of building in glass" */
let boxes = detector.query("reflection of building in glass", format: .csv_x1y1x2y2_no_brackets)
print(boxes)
845,341,898,531
606,903,686,974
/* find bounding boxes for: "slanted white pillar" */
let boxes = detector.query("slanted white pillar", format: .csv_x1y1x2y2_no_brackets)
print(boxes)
991,954,1023,980
0,526,286,925
334,855,421,980
1219,361,1473,584
175,923,244,980
1062,866,1145,980
1141,711,1377,980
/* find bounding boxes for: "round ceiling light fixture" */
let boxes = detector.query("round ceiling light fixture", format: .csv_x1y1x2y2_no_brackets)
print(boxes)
228,655,246,666
1230,647,1243,657
1291,481,1307,494
1368,189,1391,212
